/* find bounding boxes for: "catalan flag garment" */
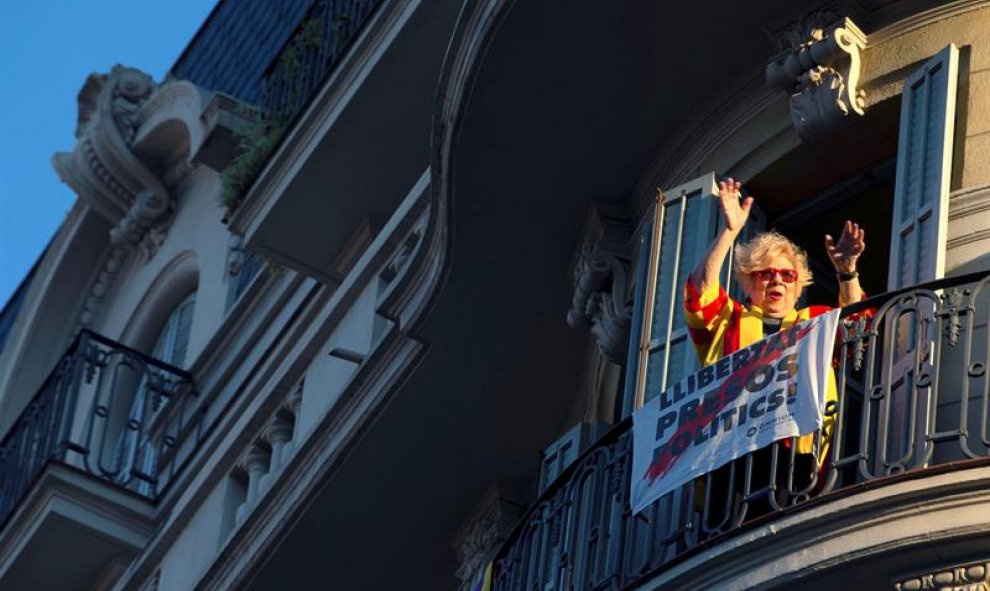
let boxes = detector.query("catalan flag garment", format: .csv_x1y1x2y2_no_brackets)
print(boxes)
683,278,840,456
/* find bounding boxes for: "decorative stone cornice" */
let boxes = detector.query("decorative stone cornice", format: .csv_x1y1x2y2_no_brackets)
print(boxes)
567,241,632,365
53,66,252,330
894,559,990,590
766,15,867,142
55,66,164,224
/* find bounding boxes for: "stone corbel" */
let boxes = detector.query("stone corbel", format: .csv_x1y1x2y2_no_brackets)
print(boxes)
452,488,523,591
766,15,867,142
566,241,632,365
55,66,163,228
54,66,254,329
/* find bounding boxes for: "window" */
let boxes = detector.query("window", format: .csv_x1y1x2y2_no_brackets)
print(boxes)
152,291,196,368
623,44,960,415
114,291,197,493
622,173,765,415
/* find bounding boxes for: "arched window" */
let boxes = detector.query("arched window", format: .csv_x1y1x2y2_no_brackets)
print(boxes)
151,291,196,368
111,291,197,494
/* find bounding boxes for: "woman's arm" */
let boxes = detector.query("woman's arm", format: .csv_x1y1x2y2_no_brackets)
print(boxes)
689,178,753,292
825,220,866,306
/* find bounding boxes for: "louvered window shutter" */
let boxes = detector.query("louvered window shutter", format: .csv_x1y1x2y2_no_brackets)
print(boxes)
624,173,764,414
888,44,959,290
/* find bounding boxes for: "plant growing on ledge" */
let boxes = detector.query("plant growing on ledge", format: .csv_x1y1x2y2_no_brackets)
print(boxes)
219,118,285,212
221,15,326,214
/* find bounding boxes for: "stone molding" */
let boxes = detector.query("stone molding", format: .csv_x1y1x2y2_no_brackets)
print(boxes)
113,169,445,591
949,183,990,221
637,465,990,591
894,559,990,590
766,15,868,142
868,0,990,45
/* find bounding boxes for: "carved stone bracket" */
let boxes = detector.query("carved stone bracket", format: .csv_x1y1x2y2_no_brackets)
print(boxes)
567,242,633,365
766,15,867,142
452,488,523,591
55,66,255,330
55,66,163,226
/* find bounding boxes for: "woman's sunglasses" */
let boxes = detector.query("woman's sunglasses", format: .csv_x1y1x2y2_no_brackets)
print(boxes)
753,268,799,283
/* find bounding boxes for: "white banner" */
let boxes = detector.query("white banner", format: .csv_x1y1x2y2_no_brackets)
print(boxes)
630,309,841,514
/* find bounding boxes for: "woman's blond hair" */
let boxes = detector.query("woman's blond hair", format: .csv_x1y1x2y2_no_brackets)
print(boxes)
733,230,814,292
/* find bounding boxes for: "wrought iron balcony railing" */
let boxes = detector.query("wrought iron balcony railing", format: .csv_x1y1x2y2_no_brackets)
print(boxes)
493,269,990,591
0,330,203,530
261,0,382,123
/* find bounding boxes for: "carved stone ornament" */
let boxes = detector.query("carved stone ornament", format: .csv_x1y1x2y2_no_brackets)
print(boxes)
567,242,633,365
452,489,523,591
893,559,990,590
54,66,233,329
766,15,867,142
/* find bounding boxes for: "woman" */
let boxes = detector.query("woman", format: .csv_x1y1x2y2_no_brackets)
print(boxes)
683,178,865,509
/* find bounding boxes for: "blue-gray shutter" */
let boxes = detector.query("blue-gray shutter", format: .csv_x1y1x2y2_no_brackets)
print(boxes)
624,173,766,414
888,44,959,290
641,177,718,405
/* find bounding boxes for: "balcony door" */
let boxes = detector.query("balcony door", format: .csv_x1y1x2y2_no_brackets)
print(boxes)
765,45,960,476
113,291,196,493
623,173,766,415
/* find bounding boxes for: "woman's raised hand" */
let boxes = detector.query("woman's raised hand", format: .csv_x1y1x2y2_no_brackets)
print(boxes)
718,178,754,234
825,220,866,273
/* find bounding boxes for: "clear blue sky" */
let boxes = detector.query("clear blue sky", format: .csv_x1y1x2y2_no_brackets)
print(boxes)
0,0,218,309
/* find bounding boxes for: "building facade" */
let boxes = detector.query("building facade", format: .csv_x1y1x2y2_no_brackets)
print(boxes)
0,0,989,590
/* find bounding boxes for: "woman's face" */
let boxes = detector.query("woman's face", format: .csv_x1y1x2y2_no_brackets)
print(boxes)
748,254,801,318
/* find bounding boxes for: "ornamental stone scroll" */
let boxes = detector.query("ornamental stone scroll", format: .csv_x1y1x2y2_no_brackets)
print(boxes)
566,242,633,365
452,489,523,591
55,66,253,330
766,15,868,143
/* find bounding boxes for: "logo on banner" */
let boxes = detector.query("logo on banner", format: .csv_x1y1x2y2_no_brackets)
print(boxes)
630,309,840,514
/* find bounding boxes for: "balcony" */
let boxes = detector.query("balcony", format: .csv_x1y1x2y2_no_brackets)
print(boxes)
0,331,202,591
260,0,382,123
493,270,990,591
228,0,461,284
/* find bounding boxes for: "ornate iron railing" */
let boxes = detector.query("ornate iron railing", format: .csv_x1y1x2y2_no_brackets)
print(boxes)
493,270,990,591
0,330,203,529
261,0,382,122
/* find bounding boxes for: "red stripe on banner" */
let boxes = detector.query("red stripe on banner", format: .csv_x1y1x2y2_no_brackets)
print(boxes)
644,321,816,483
807,305,831,317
